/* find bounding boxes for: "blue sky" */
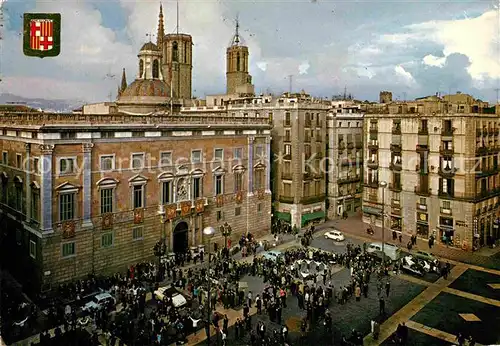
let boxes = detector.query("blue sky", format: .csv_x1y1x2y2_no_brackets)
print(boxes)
1,0,499,103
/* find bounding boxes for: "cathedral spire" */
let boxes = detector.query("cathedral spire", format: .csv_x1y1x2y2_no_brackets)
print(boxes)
157,3,165,47
120,68,127,94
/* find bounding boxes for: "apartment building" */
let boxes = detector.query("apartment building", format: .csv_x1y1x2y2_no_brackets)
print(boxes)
362,92,500,251
327,100,364,219
270,92,329,228
0,111,271,291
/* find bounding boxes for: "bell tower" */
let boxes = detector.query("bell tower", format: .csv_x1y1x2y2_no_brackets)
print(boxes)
226,17,254,95
159,3,193,100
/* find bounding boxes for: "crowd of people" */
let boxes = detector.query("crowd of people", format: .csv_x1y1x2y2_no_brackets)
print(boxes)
16,222,444,346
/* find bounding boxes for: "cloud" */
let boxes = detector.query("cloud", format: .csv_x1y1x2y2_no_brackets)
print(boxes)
298,61,310,75
1,0,499,103
394,65,416,86
423,54,446,67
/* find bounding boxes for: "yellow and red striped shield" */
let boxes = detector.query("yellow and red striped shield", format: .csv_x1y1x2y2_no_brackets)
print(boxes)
23,13,61,58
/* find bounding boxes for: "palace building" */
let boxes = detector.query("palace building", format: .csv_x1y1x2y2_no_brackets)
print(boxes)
0,5,271,292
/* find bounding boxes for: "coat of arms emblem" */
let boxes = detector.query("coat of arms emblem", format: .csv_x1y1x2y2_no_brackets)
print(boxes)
195,199,205,213
23,13,61,58
133,208,144,224
180,201,191,216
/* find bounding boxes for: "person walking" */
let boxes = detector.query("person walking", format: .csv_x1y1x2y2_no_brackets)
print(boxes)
355,285,361,301
379,297,385,315
385,280,390,297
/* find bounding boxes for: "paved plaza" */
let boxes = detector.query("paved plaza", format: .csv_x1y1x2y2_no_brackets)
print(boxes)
7,217,500,345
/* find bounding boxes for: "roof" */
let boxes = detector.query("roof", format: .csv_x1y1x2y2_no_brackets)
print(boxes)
120,79,172,98
140,41,160,52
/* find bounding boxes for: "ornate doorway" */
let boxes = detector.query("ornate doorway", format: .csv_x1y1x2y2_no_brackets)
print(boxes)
173,221,189,254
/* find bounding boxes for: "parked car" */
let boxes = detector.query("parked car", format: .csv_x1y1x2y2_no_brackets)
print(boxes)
81,293,115,313
414,250,436,263
154,285,188,308
262,250,283,262
324,229,345,242
401,255,425,277
366,242,401,262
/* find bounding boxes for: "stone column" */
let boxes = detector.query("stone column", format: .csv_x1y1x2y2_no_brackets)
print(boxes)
265,136,271,193
40,144,54,233
247,136,254,195
191,214,196,245
82,143,94,229
25,143,31,222
168,221,174,251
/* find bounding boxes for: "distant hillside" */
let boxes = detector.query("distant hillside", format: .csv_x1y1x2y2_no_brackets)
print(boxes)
0,93,85,113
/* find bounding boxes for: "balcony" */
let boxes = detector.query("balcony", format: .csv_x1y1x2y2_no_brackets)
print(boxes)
279,196,294,203
391,199,400,207
476,146,488,156
300,194,326,204
418,127,429,135
390,144,402,152
367,160,379,169
389,183,402,192
441,127,454,137
475,187,500,201
490,146,500,154
440,207,452,215
389,162,402,171
303,172,314,181
364,179,379,188
475,167,499,178
416,144,429,152
438,190,455,199
341,158,363,167
392,127,402,135
416,202,427,211
415,186,431,196
439,146,454,155
338,175,361,184
368,142,379,150
439,164,458,178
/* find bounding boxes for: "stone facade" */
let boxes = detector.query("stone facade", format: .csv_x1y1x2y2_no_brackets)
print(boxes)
361,93,500,251
270,92,329,228
326,100,364,219
0,112,271,291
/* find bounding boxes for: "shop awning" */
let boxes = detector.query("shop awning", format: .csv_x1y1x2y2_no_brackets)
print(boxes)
362,206,382,216
438,225,454,231
301,211,325,226
274,211,291,223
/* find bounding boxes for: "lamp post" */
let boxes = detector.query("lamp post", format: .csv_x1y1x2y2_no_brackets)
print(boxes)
219,222,232,255
203,226,215,345
155,205,168,281
379,181,387,267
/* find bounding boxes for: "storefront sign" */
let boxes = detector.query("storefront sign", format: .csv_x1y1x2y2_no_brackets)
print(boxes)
417,212,428,222
456,221,468,227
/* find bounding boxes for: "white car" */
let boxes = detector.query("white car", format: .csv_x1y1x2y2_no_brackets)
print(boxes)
324,230,345,241
82,292,115,312
154,286,188,308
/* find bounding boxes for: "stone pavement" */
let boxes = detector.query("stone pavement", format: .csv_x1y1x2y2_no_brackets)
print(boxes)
364,264,468,346
405,320,484,346
326,216,500,269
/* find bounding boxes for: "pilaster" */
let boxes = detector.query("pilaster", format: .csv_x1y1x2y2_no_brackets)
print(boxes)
247,136,254,196
265,136,271,193
82,143,93,229
40,144,54,233
25,143,31,222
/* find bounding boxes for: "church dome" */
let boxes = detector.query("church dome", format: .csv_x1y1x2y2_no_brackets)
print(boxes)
140,42,160,52
120,79,171,98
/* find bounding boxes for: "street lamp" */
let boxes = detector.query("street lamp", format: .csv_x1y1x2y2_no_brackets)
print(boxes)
379,181,387,267
154,205,168,281
219,222,232,254
203,226,216,345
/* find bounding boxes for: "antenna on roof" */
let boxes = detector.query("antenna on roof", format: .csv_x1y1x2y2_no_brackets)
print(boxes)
288,75,293,94
176,0,179,35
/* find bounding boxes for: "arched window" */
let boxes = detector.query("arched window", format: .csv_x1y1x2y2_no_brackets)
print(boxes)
172,41,178,62
139,59,144,78
152,59,159,79
236,53,240,71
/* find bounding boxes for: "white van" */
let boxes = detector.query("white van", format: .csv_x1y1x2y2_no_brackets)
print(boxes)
366,242,401,262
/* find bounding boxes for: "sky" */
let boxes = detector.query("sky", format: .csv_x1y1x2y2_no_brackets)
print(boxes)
1,0,500,103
